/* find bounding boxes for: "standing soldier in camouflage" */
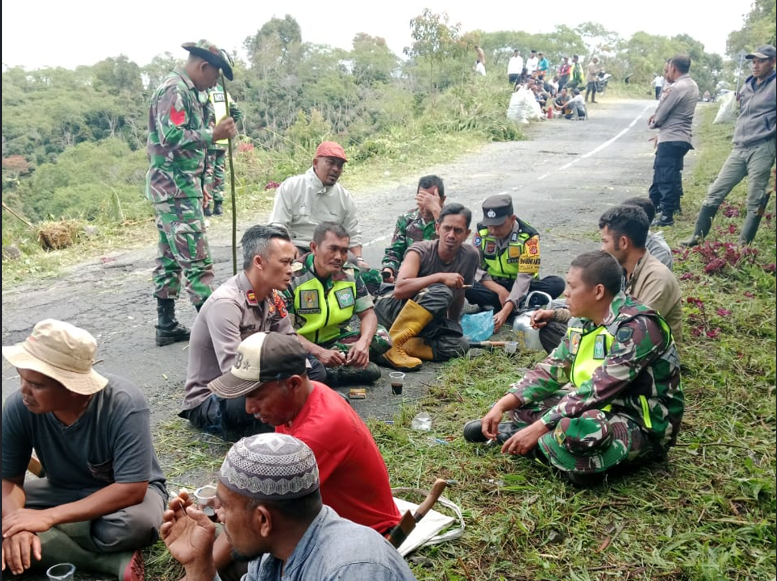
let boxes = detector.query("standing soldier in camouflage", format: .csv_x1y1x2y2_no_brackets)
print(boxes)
203,78,243,217
146,40,237,347
463,251,683,485
380,175,445,283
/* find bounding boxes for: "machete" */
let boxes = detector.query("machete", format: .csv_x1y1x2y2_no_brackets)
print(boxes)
387,478,449,549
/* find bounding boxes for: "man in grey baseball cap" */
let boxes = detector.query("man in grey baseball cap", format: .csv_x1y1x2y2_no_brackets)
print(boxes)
683,44,776,247
161,433,418,580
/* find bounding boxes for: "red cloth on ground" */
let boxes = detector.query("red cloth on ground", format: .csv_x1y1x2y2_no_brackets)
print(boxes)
276,382,401,533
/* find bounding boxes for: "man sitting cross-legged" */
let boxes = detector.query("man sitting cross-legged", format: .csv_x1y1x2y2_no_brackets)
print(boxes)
284,222,389,387
180,225,326,441
463,251,684,485
2,320,167,580
375,203,480,371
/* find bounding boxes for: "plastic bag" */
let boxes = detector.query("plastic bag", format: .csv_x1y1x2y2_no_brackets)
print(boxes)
714,92,737,124
507,87,542,125
460,310,494,342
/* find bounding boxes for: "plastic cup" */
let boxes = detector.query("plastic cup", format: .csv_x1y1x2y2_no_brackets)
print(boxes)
389,372,405,395
504,341,518,355
46,563,75,581
195,484,219,521
411,412,432,431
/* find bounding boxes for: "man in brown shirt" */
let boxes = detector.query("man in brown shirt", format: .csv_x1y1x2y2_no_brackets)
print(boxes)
375,204,480,370
179,225,326,440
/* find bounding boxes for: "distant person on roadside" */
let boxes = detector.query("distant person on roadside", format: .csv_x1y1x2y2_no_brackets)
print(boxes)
620,197,674,270
375,204,479,370
465,194,565,332
585,56,601,103
537,52,549,76
179,225,326,441
526,50,539,74
268,141,369,267
381,175,446,283
475,60,486,76
568,55,584,90
682,45,776,247
198,333,403,576
284,222,388,388
2,320,167,579
566,89,587,120
554,87,571,113
462,251,684,486
647,54,699,227
146,40,237,347
652,73,665,100
558,57,571,90
508,50,524,86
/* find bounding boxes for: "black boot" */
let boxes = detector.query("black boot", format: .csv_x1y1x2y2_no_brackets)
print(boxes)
325,363,381,387
203,204,213,217
739,210,764,245
156,298,190,347
680,204,717,247
213,201,223,216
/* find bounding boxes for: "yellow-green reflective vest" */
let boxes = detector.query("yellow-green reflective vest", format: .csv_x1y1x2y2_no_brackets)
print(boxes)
568,325,615,388
477,227,539,280
209,87,229,145
293,276,356,344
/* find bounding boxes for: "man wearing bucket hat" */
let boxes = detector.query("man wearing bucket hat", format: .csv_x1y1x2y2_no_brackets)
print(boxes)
2,320,167,579
463,251,684,485
466,193,565,332
268,141,367,265
682,45,776,247
146,40,237,348
200,332,401,574
162,433,416,581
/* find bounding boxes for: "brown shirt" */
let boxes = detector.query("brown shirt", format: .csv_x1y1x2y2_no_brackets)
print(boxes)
182,272,295,410
407,239,480,284
626,252,683,343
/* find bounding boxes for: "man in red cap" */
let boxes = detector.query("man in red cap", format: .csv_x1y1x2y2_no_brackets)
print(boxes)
269,141,369,268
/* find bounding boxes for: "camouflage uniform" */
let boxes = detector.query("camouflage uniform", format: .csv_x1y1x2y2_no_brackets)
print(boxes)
381,209,438,275
283,253,391,358
146,66,215,307
203,85,243,205
503,293,683,474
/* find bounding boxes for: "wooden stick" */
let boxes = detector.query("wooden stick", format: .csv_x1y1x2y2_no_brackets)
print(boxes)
221,72,238,276
2,202,34,228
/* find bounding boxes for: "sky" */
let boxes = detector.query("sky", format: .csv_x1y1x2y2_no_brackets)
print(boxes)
2,0,756,71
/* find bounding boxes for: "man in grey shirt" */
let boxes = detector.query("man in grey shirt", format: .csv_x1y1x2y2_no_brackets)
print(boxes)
162,433,418,581
2,319,166,580
647,54,699,227
683,45,776,246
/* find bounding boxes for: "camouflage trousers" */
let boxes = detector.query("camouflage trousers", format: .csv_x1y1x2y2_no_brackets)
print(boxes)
204,149,226,203
152,198,215,307
322,325,392,360
506,390,655,474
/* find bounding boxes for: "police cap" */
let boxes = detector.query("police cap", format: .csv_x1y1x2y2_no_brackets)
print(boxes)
481,194,514,226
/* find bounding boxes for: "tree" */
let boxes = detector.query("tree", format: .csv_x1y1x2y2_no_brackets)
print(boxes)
350,34,399,86
404,9,467,97
244,15,303,71
727,0,777,58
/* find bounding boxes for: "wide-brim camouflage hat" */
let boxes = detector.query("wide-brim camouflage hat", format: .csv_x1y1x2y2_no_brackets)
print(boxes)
538,410,631,474
182,40,233,80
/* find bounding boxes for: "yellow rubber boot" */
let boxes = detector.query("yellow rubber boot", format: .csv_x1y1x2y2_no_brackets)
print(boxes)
383,300,433,371
403,338,434,361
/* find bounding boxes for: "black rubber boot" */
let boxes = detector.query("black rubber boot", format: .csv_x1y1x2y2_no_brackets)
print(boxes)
680,204,718,247
203,204,213,217
213,201,223,216
739,211,763,245
325,363,381,387
155,298,190,347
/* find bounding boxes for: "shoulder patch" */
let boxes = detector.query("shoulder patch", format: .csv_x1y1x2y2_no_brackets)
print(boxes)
616,327,634,343
510,231,519,242
473,235,482,246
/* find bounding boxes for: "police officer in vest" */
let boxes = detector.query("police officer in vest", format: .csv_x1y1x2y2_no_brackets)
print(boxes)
203,73,242,217
283,222,389,387
465,194,565,332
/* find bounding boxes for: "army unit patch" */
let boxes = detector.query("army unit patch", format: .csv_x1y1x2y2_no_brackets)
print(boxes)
335,287,355,309
593,334,607,359
298,289,320,314
569,330,582,355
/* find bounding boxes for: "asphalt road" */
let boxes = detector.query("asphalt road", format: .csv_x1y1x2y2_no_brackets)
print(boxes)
2,98,670,425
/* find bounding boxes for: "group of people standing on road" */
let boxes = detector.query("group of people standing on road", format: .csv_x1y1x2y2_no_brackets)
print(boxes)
2,38,774,581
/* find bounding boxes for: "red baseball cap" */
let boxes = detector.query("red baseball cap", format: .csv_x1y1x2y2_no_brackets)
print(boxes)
314,141,348,162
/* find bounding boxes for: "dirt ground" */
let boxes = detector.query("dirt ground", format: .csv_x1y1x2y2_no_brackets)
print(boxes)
3,96,708,580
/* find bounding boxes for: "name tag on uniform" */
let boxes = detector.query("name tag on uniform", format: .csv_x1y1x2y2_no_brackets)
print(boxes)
298,289,320,314
335,288,355,309
593,334,607,359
